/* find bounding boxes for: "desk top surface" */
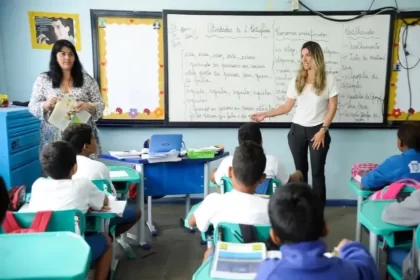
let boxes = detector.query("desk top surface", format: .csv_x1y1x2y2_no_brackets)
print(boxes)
0,232,90,279
359,200,412,235
100,152,230,164
348,179,375,197
193,256,235,280
108,165,141,182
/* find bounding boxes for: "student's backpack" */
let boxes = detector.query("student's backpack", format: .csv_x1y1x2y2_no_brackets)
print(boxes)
351,163,378,183
370,179,420,200
8,185,26,211
2,211,52,233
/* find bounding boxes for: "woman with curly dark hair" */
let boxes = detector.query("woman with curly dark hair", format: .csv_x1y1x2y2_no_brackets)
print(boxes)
29,40,104,152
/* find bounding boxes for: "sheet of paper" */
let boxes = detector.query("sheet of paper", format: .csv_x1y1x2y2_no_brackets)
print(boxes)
109,170,129,178
48,95,91,131
108,200,126,216
105,23,160,114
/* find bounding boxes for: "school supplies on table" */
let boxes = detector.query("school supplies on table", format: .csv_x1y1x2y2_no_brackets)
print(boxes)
142,149,181,163
48,95,91,131
109,149,148,159
186,145,224,159
351,163,378,183
211,242,266,279
149,134,183,154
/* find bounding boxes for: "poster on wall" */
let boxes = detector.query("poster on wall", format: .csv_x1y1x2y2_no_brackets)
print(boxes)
28,11,82,51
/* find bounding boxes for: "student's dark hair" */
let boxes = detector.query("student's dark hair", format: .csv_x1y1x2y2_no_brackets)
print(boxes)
62,124,93,154
398,122,420,150
232,140,266,187
269,182,324,244
238,123,262,145
0,176,10,224
41,141,77,179
47,40,84,88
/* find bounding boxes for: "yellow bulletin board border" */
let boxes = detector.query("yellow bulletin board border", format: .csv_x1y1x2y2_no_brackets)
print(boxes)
28,11,82,51
388,15,420,121
91,10,164,125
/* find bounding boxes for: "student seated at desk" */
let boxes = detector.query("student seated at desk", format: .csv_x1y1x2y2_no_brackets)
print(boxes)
62,123,141,237
0,176,10,224
211,122,302,187
28,141,112,280
361,122,420,189
256,182,379,280
189,140,270,262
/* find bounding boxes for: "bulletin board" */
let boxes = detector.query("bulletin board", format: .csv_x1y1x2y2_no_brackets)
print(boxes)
388,12,420,122
91,10,165,126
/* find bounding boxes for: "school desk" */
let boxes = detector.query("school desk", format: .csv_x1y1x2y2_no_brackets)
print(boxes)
348,178,374,242
358,200,412,264
0,232,90,280
100,152,229,246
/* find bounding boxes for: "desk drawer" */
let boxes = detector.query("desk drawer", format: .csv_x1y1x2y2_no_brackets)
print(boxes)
9,145,40,170
7,115,40,134
10,158,41,191
8,130,40,153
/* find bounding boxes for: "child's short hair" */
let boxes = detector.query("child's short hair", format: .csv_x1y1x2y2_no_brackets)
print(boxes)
398,122,420,150
232,140,266,187
41,141,77,179
0,176,10,224
238,123,262,145
269,182,324,244
62,124,93,154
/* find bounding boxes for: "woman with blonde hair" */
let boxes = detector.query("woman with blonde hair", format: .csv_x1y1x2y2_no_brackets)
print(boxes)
251,41,338,208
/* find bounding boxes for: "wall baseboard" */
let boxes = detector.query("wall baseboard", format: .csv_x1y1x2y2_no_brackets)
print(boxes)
150,197,357,207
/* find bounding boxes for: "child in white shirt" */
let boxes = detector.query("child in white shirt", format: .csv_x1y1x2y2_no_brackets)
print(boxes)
211,122,302,187
62,123,141,237
189,140,271,262
29,141,111,280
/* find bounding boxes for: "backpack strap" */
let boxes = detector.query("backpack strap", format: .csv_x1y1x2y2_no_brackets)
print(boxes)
381,182,406,200
2,211,23,233
29,211,52,232
239,224,258,243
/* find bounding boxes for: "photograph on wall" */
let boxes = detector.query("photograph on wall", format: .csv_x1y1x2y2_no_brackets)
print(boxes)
28,11,82,51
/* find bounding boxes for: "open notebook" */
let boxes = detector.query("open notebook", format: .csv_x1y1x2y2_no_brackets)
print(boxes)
211,242,336,279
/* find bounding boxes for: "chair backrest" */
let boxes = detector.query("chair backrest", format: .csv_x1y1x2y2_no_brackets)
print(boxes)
91,179,113,195
221,176,280,195
0,209,85,234
214,222,270,243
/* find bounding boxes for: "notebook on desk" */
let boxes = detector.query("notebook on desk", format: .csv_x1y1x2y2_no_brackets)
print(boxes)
149,134,183,154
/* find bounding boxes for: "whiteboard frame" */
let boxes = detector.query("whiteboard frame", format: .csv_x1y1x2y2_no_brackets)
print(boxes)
163,9,396,129
91,9,166,127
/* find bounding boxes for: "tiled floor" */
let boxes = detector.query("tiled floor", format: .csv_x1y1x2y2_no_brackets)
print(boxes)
114,204,386,280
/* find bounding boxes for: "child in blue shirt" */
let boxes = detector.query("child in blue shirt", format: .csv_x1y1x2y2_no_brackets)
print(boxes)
255,182,379,280
362,122,420,189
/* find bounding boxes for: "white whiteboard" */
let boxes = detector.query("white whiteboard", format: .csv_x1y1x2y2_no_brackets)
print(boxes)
165,12,392,125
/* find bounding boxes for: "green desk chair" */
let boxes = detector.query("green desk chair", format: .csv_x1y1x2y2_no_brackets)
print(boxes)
0,209,86,235
385,224,420,280
0,232,91,280
107,166,141,200
221,176,280,195
192,222,271,280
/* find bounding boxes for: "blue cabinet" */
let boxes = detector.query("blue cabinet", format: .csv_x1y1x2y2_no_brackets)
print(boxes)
0,107,41,191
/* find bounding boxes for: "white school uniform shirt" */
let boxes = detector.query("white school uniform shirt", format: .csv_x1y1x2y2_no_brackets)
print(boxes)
287,74,339,127
72,155,117,195
194,190,270,232
28,177,105,233
214,155,290,186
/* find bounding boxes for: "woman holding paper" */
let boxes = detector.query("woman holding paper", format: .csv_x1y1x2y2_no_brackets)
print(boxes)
251,41,338,208
29,40,104,152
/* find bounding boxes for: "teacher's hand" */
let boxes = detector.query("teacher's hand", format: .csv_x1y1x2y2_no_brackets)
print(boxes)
311,130,326,150
251,112,266,122
74,101,93,113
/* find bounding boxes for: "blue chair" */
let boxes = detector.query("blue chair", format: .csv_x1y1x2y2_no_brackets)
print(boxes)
221,176,280,195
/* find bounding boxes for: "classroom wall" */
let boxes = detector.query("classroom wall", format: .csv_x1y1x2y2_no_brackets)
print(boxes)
0,0,419,201
0,26,6,93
